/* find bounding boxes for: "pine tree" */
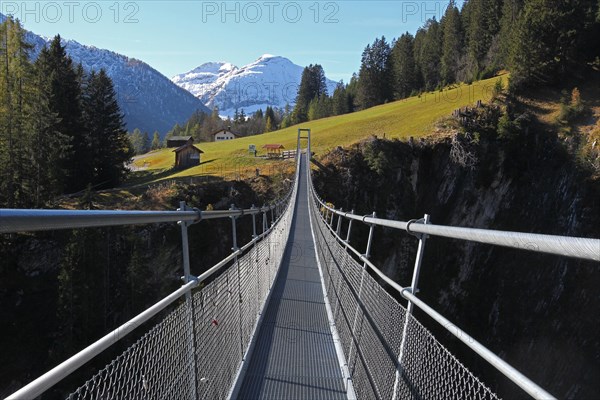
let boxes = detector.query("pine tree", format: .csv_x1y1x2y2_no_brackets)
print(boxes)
391,33,417,99
441,1,463,84
142,131,150,153
345,73,359,113
151,131,161,150
265,116,273,132
498,0,523,68
0,18,28,206
418,19,442,90
413,28,427,90
509,0,598,88
38,35,86,193
357,37,393,109
332,81,349,115
82,69,132,188
464,0,502,79
29,47,64,206
293,64,328,123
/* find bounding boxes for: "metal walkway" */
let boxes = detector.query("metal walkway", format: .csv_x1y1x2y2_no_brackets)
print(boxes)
237,156,347,399
5,130,597,400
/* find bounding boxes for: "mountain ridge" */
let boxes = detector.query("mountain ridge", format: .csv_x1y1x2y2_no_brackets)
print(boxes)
0,13,210,135
172,54,338,117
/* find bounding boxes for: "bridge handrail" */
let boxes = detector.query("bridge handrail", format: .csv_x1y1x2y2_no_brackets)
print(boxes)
4,204,290,400
311,204,555,399
311,191,599,262
306,162,574,399
0,197,291,234
4,156,300,399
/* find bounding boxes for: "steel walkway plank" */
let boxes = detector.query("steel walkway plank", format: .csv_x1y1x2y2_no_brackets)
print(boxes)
237,156,347,400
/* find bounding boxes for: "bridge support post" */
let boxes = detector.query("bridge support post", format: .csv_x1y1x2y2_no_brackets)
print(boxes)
392,214,431,400
345,209,355,246
406,214,431,315
177,201,198,400
336,208,343,236
230,204,246,360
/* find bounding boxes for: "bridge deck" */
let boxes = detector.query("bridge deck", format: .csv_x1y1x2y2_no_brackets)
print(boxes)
237,156,347,399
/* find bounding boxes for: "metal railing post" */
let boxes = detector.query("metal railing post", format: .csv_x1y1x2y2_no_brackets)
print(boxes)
178,201,198,400
392,214,430,400
230,204,245,358
406,214,431,314
251,205,260,319
363,212,376,261
270,206,275,227
347,211,376,372
336,208,343,236
345,210,355,247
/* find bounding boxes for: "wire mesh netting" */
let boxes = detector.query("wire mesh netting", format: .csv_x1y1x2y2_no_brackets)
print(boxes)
309,197,500,400
68,190,295,400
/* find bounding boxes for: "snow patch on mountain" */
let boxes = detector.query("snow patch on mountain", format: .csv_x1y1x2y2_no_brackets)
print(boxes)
172,54,338,117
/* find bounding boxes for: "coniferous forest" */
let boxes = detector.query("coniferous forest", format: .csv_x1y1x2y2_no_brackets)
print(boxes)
0,18,132,208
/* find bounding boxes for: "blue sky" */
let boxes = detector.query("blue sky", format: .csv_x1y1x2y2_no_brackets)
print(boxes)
1,1,455,82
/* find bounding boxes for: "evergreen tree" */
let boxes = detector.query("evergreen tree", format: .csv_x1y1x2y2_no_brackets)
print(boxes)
83,69,132,188
30,46,64,206
464,0,502,79
412,28,427,90
357,37,393,109
332,81,349,115
307,95,332,121
345,73,359,113
264,106,277,130
129,128,144,155
265,116,273,132
142,131,151,153
0,17,33,206
418,19,442,90
293,64,328,123
391,33,417,99
151,131,161,150
509,0,598,88
441,1,463,84
498,0,523,68
39,35,86,192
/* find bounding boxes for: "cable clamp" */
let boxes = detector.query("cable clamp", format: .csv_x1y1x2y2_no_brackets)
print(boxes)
406,218,427,240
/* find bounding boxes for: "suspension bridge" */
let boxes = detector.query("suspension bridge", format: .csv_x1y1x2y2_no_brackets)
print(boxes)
2,129,599,400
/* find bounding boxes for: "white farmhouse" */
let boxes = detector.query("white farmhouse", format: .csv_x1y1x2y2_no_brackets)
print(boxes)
212,127,242,142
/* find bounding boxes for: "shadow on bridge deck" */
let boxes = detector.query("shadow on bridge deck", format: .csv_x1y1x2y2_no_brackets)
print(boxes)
237,157,347,400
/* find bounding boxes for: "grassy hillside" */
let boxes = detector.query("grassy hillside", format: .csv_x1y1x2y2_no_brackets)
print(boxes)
129,75,503,184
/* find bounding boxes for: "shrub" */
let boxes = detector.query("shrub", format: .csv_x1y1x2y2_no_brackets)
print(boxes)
558,87,587,124
491,78,504,101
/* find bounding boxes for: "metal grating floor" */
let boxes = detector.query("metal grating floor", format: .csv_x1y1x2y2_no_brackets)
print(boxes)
237,157,347,400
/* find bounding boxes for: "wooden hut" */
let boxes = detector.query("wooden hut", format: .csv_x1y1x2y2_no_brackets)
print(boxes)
173,142,203,169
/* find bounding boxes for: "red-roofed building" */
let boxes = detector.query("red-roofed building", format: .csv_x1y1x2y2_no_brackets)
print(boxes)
262,144,285,158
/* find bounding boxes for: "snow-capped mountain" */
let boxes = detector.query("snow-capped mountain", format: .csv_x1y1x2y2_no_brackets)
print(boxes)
172,54,338,117
1,13,209,135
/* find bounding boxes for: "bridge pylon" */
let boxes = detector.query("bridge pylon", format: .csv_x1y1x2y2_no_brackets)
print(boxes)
297,128,311,157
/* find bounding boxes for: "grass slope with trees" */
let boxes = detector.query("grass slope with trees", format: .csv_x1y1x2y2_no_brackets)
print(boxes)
130,76,500,183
